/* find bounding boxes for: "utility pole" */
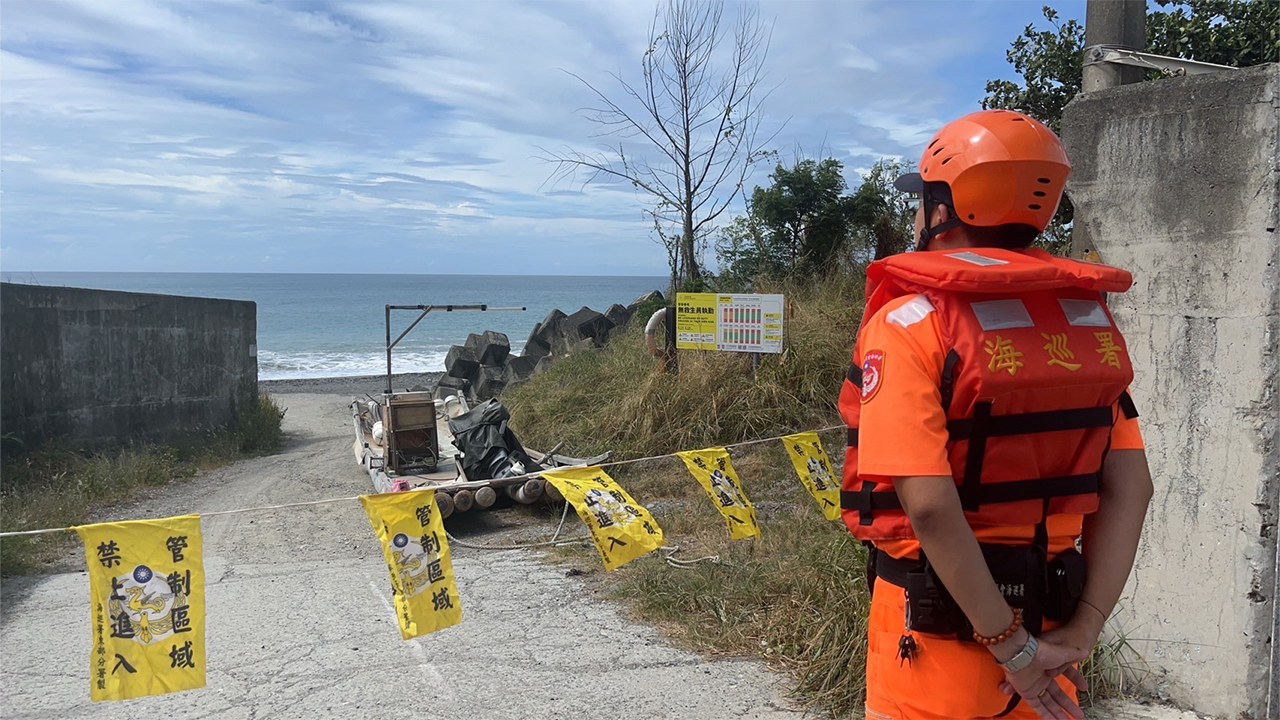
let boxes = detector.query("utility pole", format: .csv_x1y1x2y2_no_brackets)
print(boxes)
1082,0,1146,91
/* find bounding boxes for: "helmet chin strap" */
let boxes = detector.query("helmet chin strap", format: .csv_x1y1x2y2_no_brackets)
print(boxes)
915,217,964,252
915,186,964,252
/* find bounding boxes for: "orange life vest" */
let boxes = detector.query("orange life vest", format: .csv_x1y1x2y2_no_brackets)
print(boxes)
839,248,1136,542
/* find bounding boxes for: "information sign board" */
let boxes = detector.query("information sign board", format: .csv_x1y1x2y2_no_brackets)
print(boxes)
675,293,784,354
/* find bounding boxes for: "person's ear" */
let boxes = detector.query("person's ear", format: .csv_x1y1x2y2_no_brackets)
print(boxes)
930,202,951,228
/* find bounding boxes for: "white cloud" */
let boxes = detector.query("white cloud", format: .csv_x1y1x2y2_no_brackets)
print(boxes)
0,0,1072,273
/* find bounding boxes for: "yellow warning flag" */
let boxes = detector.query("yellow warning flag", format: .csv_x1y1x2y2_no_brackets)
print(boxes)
360,489,462,639
676,448,760,539
541,467,665,571
781,432,841,521
74,514,205,701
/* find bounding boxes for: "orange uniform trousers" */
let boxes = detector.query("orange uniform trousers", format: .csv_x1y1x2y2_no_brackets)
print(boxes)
863,578,1076,720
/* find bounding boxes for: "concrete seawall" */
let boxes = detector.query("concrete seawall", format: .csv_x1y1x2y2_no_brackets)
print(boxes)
1,283,258,450
1063,63,1279,719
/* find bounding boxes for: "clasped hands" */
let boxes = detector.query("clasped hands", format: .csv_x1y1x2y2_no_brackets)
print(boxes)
991,616,1102,720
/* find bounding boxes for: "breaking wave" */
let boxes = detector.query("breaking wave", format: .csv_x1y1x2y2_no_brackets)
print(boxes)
257,350,450,380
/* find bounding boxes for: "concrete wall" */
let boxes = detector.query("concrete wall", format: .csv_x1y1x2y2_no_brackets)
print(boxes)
1,284,257,449
1063,64,1279,720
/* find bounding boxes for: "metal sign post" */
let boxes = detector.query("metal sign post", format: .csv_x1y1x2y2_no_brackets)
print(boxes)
383,304,526,395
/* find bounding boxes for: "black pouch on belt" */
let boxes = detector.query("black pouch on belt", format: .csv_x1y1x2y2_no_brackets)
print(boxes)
1044,548,1087,622
978,543,1046,635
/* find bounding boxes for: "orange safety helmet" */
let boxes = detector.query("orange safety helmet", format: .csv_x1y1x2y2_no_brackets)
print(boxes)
895,109,1071,234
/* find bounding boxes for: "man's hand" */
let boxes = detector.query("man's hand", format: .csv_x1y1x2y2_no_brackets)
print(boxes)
996,633,1090,720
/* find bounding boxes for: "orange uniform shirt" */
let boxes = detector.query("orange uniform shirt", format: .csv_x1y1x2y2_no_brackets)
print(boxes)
856,293,1144,559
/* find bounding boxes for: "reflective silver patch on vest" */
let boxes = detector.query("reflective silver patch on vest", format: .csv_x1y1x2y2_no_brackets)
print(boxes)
886,294,936,328
947,251,1009,266
971,299,1035,330
1059,298,1112,327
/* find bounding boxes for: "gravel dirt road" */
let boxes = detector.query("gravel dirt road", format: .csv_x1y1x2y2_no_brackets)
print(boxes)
0,381,805,719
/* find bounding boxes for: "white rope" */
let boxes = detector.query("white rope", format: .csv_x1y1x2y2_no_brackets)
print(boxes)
661,544,735,569
0,425,845,538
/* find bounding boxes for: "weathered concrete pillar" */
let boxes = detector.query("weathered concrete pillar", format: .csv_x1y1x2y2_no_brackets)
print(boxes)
1082,0,1145,92
1062,64,1279,719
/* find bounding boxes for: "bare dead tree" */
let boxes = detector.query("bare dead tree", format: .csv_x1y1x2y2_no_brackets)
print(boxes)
540,0,776,286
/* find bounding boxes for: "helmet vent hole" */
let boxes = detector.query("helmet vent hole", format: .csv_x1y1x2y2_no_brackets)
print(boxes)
1028,204,1042,210
1011,117,1026,122
932,146,945,156
941,157,952,165
1037,178,1051,184
1033,191,1047,197
968,214,975,220
928,139,939,149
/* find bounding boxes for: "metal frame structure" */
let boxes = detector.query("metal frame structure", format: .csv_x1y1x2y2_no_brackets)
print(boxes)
1084,45,1239,78
383,303,526,395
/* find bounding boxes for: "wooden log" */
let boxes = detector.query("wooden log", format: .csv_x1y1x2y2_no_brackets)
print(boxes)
435,490,455,519
506,478,544,504
474,485,498,509
453,489,474,513
545,480,564,503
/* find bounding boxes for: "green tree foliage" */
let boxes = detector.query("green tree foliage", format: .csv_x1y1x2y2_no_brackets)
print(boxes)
716,156,922,286
750,158,852,271
714,213,782,290
1146,0,1279,68
983,6,1083,135
716,157,856,286
846,159,915,262
984,1,1279,133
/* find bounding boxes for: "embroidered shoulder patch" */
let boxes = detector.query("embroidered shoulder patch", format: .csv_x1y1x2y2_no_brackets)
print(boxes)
860,350,885,403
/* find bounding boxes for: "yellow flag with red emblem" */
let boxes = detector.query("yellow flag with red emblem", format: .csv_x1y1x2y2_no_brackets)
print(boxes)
360,489,462,639
75,514,205,701
781,431,841,521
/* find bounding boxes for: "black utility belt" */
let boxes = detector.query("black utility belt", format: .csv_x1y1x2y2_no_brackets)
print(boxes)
872,543,1085,639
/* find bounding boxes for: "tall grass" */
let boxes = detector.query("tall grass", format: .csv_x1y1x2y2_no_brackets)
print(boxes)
503,269,863,460
0,390,285,575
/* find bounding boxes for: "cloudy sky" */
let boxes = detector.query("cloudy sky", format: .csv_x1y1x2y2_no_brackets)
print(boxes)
0,0,1083,275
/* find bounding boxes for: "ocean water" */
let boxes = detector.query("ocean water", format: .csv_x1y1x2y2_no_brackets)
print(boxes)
9,273,666,380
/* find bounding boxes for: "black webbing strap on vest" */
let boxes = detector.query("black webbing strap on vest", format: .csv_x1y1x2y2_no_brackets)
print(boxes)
841,472,1100,515
845,362,862,447
947,405,1113,441
960,401,992,512
846,362,863,387
1118,390,1139,420
939,350,961,413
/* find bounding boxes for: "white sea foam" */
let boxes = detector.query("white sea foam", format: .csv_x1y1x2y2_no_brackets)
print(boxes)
258,350,450,380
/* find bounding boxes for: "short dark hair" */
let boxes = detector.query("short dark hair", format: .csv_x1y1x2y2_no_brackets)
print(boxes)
924,181,1039,249
959,223,1041,249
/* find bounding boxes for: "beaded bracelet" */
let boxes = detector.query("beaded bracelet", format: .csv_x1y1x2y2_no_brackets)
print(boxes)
974,607,1023,646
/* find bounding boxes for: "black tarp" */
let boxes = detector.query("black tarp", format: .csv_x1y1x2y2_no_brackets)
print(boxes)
446,399,538,481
